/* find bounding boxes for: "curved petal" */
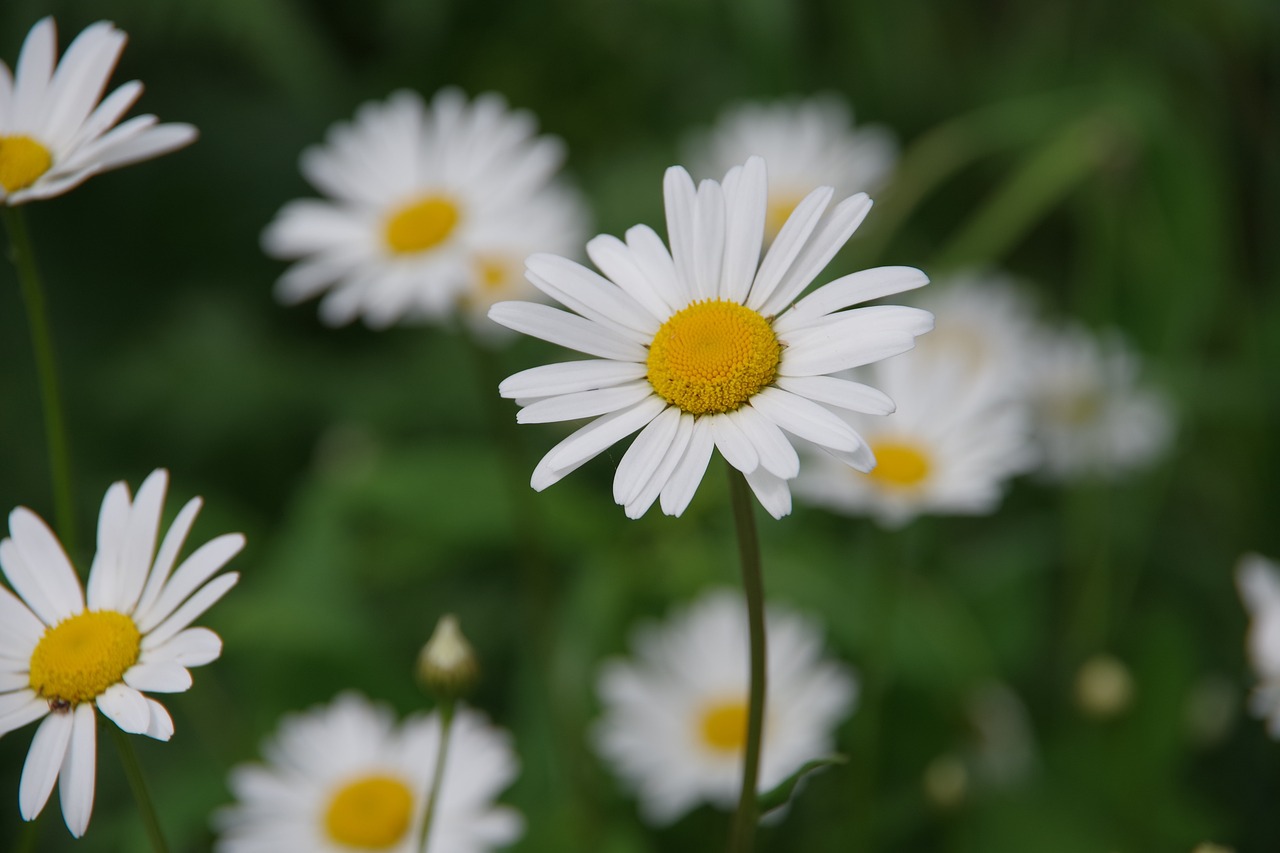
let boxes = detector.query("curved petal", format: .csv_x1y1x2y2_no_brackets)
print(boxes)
526,253,658,338
747,186,832,311
586,234,674,321
659,418,716,517
774,375,896,415
132,496,202,624
743,466,792,520
3,509,83,625
86,480,132,612
516,381,655,425
0,583,45,655
773,266,930,334
757,193,874,318
143,698,173,741
96,683,149,734
663,165,698,300
625,225,686,313
142,573,238,649
140,627,221,668
41,22,125,148
623,413,695,519
488,301,648,362
0,692,47,738
730,406,800,479
777,329,916,378
123,662,192,694
709,412,759,474
749,387,862,452
530,397,667,491
719,157,767,304
499,359,648,400
58,704,96,837
690,177,725,301
135,533,244,634
116,469,169,614
19,708,72,821
11,18,56,132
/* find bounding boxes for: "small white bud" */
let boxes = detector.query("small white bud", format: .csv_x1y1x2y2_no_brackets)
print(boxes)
416,614,478,701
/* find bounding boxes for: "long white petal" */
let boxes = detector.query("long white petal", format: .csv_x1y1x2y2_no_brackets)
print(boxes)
3,509,83,625
143,699,173,741
0,583,45,654
140,627,221,668
116,469,168,614
730,406,800,479
141,573,238,649
749,387,862,452
586,234,674,321
659,419,716,517
623,413,695,519
73,122,196,173
747,186,832,311
709,413,759,474
136,534,244,634
96,684,150,734
124,662,192,694
773,266,930,334
41,22,124,148
778,329,916,377
499,360,647,400
526,254,659,338
775,375,896,415
758,193,874,318
489,301,648,362
58,705,96,838
132,497,202,623
691,178,725,301
531,398,667,491
719,156,767,304
19,709,72,822
64,79,141,153
625,225,686,313
517,381,653,425
0,693,46,738
613,406,682,507
86,480,131,612
11,18,56,133
743,467,793,519
663,166,699,300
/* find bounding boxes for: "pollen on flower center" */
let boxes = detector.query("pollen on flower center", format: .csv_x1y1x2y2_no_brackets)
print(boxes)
647,299,781,415
699,699,749,753
324,775,414,849
385,195,459,255
0,135,53,193
867,440,931,488
28,611,141,706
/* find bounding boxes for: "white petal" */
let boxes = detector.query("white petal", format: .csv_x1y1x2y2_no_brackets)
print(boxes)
531,398,667,491
743,467,793,519
19,709,72,822
136,533,244,633
526,253,659,338
0,692,47,738
3,508,83,625
96,684,150,734
819,440,877,474
709,413,759,474
747,186,832,311
663,165,699,300
613,406,682,506
516,381,654,424
730,406,800,479
41,22,124,147
63,79,141,152
691,178,725,301
488,301,648,362
132,497,202,624
773,266,930,334
778,329,916,377
659,419,716,516
116,469,168,614
141,627,221,667
758,193,874,318
749,386,862,452
623,413,696,519
86,480,132,612
76,122,196,172
586,234,674,321
775,375,896,415
625,225,686,314
58,705,96,838
12,18,56,132
499,359,648,400
719,157,767,304
123,663,192,694
141,573,238,649
0,583,45,653
143,699,173,741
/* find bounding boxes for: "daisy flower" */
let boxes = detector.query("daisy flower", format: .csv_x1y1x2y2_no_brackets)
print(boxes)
687,95,897,240
1027,323,1174,481
1236,553,1280,737
593,590,856,825
215,692,523,853
792,350,1038,527
0,469,243,837
264,88,587,330
489,156,933,519
0,17,196,205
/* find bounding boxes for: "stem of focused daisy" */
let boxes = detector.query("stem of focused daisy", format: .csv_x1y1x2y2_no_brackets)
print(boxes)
726,466,767,853
108,724,169,853
418,701,456,853
2,206,77,556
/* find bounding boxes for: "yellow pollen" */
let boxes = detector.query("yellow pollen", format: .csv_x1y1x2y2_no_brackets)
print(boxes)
28,611,141,706
0,135,52,193
699,700,749,753
765,191,804,240
647,299,780,415
324,775,414,849
867,440,931,489
384,195,459,255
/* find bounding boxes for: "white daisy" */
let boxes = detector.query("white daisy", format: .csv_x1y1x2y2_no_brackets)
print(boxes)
593,590,856,825
489,155,933,520
1028,323,1174,480
215,692,523,853
264,88,587,330
0,469,243,837
687,95,897,240
792,349,1038,527
0,17,196,205
1236,553,1280,738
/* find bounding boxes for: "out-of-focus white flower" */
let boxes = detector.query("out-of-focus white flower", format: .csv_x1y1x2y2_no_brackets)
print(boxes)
592,590,856,825
0,18,196,204
264,88,586,331
1236,553,1280,737
215,693,522,853
687,95,897,239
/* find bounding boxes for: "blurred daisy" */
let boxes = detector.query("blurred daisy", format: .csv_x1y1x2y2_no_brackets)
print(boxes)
0,18,196,205
687,95,897,240
793,352,1037,526
215,692,522,853
490,156,933,520
593,590,856,824
1028,323,1174,480
1236,553,1280,737
0,469,243,837
264,88,586,330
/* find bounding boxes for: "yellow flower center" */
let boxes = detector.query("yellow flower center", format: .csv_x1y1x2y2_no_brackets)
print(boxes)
384,195,459,255
699,699,749,753
647,299,780,415
0,135,53,193
28,611,141,706
765,191,804,240
324,775,415,849
867,440,931,489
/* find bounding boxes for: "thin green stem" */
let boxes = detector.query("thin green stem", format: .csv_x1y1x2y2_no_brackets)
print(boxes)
419,701,456,853
726,466,767,853
3,206,77,556
108,724,169,853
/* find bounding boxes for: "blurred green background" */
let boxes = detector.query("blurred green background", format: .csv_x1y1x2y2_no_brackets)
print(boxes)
0,0,1277,850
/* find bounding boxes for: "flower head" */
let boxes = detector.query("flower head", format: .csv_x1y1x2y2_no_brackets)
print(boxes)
592,590,856,824
264,88,587,331
0,18,196,205
1237,553,1280,737
0,469,242,836
490,156,933,519
215,692,523,853
417,614,480,702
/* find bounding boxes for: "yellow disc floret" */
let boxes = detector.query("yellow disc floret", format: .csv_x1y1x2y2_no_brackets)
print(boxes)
384,195,460,254
647,299,781,415
0,135,53,193
699,699,749,753
867,440,931,489
325,775,415,849
28,611,142,706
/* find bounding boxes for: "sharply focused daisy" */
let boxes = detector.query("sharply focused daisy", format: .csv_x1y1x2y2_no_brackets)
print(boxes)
264,88,586,330
0,469,243,837
489,156,933,519
687,96,897,240
793,350,1038,527
1027,323,1174,481
0,18,197,204
215,692,523,853
1236,554,1280,738
593,590,856,824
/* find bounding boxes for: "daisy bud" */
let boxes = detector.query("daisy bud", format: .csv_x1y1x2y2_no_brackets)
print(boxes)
417,615,479,702
1074,654,1134,718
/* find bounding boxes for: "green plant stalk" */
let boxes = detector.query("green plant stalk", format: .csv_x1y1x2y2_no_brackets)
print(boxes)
419,700,456,853
726,466,767,853
108,724,169,853
3,206,77,557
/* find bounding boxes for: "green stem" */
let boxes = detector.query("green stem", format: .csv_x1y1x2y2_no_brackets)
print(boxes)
108,724,169,853
726,466,767,853
3,206,77,556
419,701,456,853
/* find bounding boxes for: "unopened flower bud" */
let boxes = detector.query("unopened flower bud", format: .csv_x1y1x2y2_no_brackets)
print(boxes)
417,615,478,702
